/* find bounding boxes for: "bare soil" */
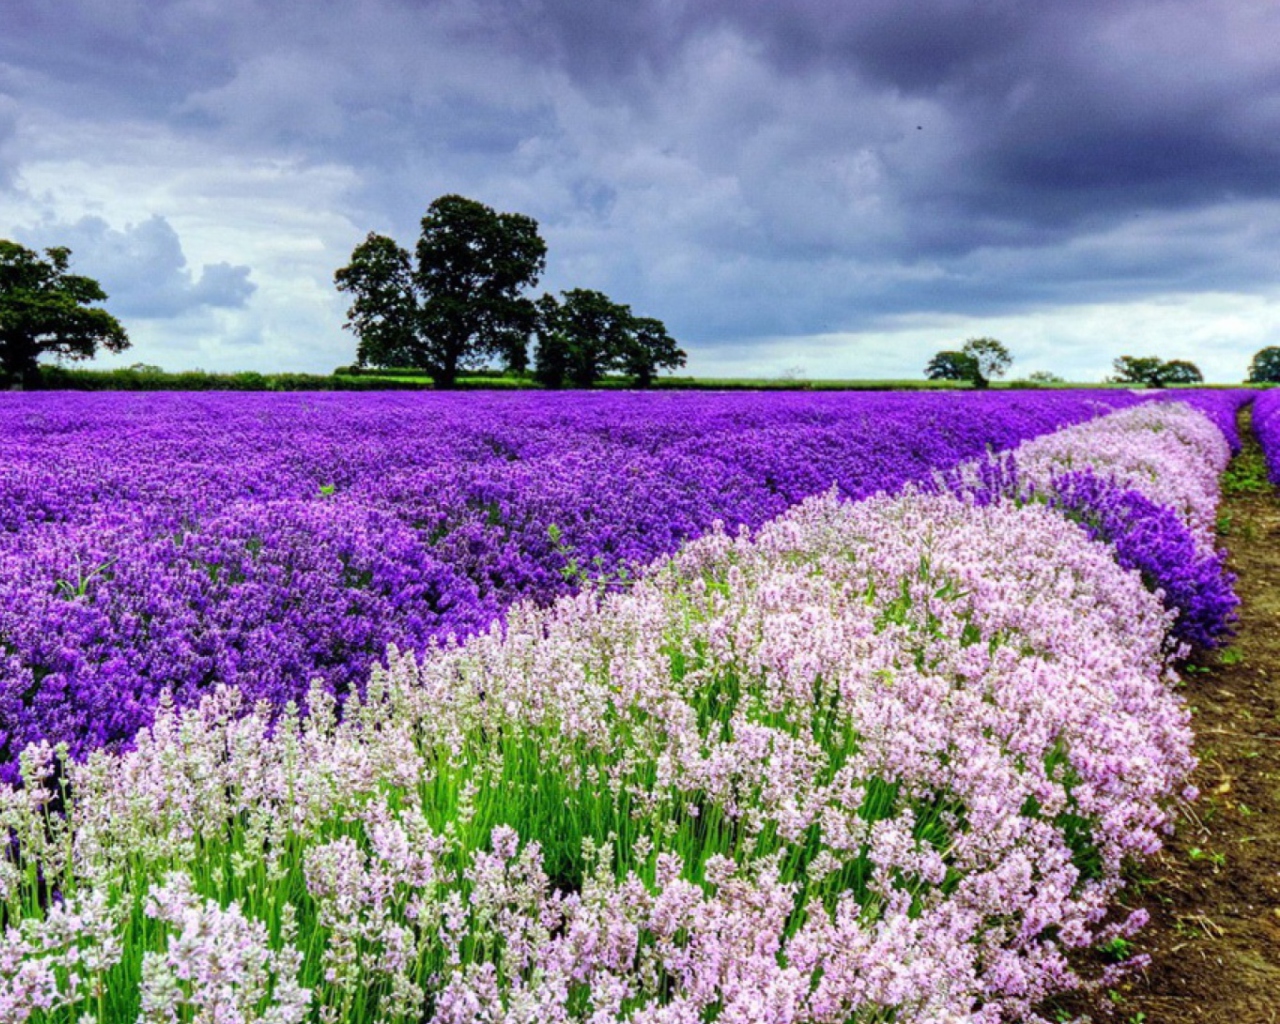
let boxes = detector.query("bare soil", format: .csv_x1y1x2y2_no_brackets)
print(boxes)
1056,410,1280,1023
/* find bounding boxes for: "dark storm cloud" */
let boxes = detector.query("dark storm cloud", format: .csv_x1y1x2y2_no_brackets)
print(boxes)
488,0,1280,235
0,1,233,120
16,216,256,319
0,95,17,189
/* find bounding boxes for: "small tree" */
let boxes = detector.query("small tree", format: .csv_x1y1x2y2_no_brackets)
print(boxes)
533,290,630,388
335,195,546,387
1247,346,1280,383
1111,355,1203,388
333,233,418,368
925,338,1012,388
924,350,980,383
534,290,684,388
0,240,130,388
1160,359,1204,385
531,294,569,388
961,337,1012,389
1110,355,1167,387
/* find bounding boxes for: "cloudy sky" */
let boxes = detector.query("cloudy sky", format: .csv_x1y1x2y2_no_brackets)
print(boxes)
3,0,1278,382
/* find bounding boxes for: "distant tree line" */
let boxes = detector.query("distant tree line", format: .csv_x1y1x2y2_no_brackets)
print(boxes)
6,227,1280,390
334,195,686,389
1108,355,1204,387
920,339,1280,388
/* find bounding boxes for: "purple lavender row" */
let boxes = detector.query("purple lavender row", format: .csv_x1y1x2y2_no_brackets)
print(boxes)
0,388,1168,776
1253,387,1280,481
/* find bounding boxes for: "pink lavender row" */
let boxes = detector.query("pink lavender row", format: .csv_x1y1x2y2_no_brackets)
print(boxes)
0,389,1154,780
1151,388,1246,454
0,400,1219,1023
935,395,1244,651
1253,387,1280,482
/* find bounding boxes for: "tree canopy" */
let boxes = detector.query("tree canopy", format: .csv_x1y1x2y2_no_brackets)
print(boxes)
924,337,1011,388
959,337,1012,388
621,316,685,387
1160,359,1205,385
0,240,130,388
1247,346,1280,383
924,350,979,383
534,289,686,388
1110,355,1203,388
335,195,546,387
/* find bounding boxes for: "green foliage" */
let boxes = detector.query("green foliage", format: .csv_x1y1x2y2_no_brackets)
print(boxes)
534,290,628,388
1221,445,1271,496
1098,935,1134,962
1110,355,1204,388
960,337,1012,388
619,315,685,387
924,338,1012,389
335,195,547,388
0,240,130,387
1161,359,1204,384
924,350,980,384
1187,846,1226,867
333,232,418,368
37,365,429,391
336,364,515,379
1110,356,1165,387
1246,345,1280,383
534,289,685,388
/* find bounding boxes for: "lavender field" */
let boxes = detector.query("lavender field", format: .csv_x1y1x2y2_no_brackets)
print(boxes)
0,389,1251,1022
0,389,1168,776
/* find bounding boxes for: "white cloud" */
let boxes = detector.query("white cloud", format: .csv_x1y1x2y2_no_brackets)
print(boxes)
13,214,254,317
1,109,365,372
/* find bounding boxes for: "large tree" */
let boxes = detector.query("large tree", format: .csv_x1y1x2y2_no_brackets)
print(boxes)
1111,355,1203,387
0,240,130,388
534,289,685,388
335,195,546,387
1247,346,1280,383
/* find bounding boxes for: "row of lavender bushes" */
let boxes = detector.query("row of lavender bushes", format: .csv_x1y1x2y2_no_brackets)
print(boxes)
935,391,1245,653
0,397,1241,1023
1254,387,1280,482
0,389,1166,778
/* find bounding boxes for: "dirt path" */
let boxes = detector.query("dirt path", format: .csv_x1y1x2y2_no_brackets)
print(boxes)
1069,408,1280,1022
